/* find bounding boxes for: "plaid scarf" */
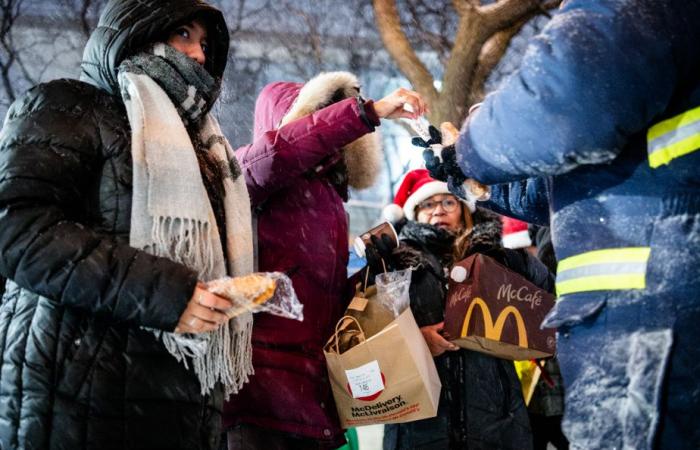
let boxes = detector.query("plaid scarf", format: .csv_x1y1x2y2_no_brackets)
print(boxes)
118,43,254,397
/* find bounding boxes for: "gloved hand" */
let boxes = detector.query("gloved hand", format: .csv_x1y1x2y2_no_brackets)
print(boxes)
422,144,471,201
411,124,442,148
413,123,467,182
423,147,447,181
365,234,397,276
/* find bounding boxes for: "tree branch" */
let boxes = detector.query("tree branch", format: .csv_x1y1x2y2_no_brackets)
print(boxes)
469,18,525,104
372,0,439,105
437,7,486,124
479,0,541,33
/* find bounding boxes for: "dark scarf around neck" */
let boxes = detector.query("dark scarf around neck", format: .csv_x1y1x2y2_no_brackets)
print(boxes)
119,42,221,126
399,222,456,265
119,43,228,256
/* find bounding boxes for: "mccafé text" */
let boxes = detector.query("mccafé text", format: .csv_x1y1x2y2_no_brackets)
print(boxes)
496,283,543,310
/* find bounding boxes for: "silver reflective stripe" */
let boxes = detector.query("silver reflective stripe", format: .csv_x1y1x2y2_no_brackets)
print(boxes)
648,119,700,155
556,261,649,283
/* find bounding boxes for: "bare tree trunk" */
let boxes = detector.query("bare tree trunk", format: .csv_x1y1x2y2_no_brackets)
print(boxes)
373,0,559,126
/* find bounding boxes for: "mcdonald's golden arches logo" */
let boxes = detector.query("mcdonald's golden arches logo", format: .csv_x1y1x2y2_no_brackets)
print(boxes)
460,297,528,347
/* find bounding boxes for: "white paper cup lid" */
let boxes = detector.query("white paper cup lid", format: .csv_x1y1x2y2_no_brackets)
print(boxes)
353,237,367,258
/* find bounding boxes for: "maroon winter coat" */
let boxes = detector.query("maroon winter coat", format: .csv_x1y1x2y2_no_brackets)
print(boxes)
224,72,381,446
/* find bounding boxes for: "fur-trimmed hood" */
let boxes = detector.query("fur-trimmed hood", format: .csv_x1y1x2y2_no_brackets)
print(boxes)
252,72,381,189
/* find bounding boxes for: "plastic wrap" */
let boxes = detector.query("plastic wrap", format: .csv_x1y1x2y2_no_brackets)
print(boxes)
206,272,304,321
375,269,412,317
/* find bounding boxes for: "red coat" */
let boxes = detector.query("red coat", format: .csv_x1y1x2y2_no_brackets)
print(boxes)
224,72,381,446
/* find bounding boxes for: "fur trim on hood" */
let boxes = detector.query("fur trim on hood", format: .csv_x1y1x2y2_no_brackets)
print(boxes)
279,71,382,190
469,208,503,250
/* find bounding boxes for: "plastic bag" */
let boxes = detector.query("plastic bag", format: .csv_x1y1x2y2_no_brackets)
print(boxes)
206,272,304,321
375,269,412,317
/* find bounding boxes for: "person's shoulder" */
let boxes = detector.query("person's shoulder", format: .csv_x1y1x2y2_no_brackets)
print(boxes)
6,79,116,121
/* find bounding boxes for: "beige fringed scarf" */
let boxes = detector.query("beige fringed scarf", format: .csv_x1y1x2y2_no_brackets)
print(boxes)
118,45,254,397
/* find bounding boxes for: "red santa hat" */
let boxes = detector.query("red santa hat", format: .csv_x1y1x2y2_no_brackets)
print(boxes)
382,169,476,223
501,216,532,249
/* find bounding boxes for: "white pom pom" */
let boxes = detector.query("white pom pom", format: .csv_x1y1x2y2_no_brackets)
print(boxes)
450,266,468,283
382,203,404,224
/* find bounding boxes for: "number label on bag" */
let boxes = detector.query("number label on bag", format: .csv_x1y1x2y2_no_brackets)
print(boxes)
345,360,385,398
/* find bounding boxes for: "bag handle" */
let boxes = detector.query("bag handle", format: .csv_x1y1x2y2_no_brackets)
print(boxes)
359,256,388,294
332,315,367,355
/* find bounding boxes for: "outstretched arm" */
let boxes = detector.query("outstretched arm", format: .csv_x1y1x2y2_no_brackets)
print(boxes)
456,0,681,184
236,87,426,206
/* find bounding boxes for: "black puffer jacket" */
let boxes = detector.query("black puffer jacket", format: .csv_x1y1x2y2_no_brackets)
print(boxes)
383,209,554,450
0,1,230,449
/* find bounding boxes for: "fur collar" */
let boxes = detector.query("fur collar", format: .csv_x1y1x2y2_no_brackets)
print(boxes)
279,72,382,189
468,208,503,251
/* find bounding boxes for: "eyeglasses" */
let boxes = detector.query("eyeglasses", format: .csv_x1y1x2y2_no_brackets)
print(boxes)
417,198,459,213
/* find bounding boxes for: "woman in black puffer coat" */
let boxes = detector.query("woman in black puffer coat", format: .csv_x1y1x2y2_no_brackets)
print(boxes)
0,1,245,449
375,170,553,450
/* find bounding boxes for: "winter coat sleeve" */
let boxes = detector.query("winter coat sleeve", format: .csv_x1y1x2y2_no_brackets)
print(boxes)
456,0,681,184
0,81,197,331
235,97,377,206
483,178,551,227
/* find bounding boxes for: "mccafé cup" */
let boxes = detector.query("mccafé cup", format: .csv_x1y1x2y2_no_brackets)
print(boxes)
353,222,399,258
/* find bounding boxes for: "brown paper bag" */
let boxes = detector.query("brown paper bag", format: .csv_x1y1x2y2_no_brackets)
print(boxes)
344,287,396,338
443,253,556,360
324,308,441,428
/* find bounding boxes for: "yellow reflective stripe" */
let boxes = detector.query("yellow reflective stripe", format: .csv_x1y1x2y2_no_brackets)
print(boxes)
556,247,651,297
647,105,700,168
557,247,651,273
556,274,646,297
648,132,700,168
648,105,700,141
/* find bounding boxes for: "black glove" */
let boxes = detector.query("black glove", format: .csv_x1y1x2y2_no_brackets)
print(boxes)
447,174,468,201
423,148,447,181
422,143,471,202
365,233,397,277
440,145,464,181
411,125,442,148
413,123,468,186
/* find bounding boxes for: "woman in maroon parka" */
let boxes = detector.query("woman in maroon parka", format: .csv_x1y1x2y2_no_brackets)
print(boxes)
223,73,425,449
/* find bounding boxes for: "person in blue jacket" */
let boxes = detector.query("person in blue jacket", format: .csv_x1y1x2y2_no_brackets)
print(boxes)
424,1,700,449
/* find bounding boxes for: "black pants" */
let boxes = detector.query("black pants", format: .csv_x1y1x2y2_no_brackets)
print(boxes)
529,414,568,450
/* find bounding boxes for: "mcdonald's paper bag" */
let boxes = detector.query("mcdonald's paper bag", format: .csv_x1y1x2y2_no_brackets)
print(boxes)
443,253,556,360
344,287,396,338
323,309,441,428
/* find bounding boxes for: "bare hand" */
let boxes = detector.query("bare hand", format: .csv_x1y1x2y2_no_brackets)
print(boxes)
175,283,233,334
420,322,459,356
374,88,428,120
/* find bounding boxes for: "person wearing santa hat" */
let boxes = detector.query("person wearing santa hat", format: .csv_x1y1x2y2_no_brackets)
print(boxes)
372,169,553,450
501,216,533,250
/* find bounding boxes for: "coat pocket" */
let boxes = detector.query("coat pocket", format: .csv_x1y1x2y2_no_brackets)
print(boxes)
561,327,672,450
620,328,673,450
57,319,107,399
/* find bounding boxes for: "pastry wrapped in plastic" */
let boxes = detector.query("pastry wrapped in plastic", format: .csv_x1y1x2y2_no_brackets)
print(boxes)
206,272,304,321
